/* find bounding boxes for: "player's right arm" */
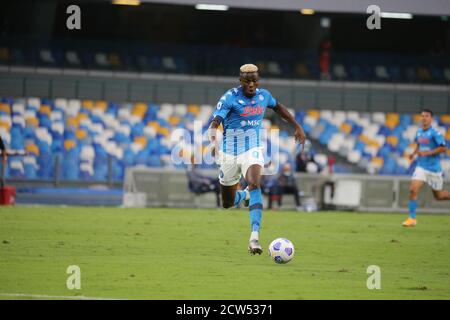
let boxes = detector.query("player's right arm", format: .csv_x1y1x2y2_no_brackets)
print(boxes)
209,116,221,157
209,93,232,157
409,143,419,161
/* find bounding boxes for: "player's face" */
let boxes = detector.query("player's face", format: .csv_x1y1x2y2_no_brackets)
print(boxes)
421,111,432,128
240,73,259,97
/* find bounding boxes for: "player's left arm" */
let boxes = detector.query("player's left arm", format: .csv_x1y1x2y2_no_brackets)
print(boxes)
272,102,306,151
419,146,446,157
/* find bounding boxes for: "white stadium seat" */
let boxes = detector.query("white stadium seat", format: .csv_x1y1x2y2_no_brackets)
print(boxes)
27,97,41,110
12,103,25,115
54,98,68,110
0,128,10,144
347,150,361,164
95,52,109,67
66,51,81,65
118,108,131,120
144,126,157,138
40,49,55,64
372,112,386,124
51,122,64,136
346,111,360,122
315,153,328,168
12,116,25,128
174,104,187,116
80,146,95,162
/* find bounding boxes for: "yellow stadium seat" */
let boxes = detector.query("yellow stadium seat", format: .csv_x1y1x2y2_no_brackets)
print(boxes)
371,157,384,167
26,144,40,156
0,47,10,61
147,121,159,129
0,103,10,113
133,102,147,111
64,140,76,150
295,63,309,77
134,136,147,148
187,104,200,114
385,113,399,129
157,127,170,136
77,113,89,121
108,53,121,67
76,129,87,140
0,120,10,130
359,135,370,144
94,100,108,111
387,136,398,146
201,145,209,155
412,114,421,123
82,100,94,110
168,116,180,126
132,110,145,118
307,110,320,119
446,128,450,141
359,134,380,147
132,103,147,118
440,115,450,124
26,118,39,127
39,105,52,116
66,117,79,128
340,123,351,134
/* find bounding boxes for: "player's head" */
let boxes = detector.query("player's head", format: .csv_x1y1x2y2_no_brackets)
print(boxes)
421,108,433,128
239,64,259,97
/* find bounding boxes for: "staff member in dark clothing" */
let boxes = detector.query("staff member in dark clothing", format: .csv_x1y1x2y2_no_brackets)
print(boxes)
268,163,301,210
0,136,6,166
187,156,221,207
1,135,7,188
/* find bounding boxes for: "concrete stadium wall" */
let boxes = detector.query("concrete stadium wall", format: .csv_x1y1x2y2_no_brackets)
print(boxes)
123,168,450,213
1,66,449,114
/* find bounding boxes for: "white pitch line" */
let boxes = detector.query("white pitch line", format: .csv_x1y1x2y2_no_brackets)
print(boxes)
0,293,126,300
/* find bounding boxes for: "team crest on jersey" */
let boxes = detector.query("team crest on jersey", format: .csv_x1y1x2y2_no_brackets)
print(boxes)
259,94,264,101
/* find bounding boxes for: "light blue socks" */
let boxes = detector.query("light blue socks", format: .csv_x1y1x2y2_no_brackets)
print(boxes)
249,189,263,232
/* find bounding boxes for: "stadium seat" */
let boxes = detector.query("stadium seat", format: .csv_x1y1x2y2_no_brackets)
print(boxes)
39,49,56,65
2,95,450,180
333,64,347,79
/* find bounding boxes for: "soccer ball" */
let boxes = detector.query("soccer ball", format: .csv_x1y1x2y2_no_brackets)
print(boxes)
268,238,295,264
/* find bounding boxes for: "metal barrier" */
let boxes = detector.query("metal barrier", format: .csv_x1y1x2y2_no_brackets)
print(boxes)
123,167,450,213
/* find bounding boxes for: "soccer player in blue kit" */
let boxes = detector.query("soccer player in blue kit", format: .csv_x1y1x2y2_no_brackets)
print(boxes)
208,64,306,254
404,109,450,227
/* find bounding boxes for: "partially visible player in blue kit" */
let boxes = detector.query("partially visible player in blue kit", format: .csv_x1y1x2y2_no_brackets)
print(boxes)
208,64,306,254
404,109,450,227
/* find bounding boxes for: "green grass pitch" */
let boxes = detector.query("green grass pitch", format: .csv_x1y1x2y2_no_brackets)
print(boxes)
0,206,449,300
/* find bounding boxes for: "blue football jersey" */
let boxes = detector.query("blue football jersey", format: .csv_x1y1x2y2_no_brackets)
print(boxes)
415,126,446,172
212,86,277,155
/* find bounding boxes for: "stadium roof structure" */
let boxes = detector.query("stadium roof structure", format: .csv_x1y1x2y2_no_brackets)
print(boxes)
141,0,450,16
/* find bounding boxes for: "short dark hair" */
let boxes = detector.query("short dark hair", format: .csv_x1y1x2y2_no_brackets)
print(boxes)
421,108,434,116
